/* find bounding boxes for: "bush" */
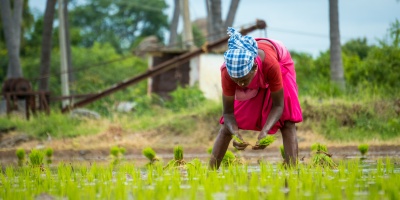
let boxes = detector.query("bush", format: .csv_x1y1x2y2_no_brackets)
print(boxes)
165,85,205,111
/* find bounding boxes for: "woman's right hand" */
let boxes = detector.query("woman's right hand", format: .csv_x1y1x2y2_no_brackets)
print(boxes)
222,95,249,150
224,114,249,150
232,132,250,150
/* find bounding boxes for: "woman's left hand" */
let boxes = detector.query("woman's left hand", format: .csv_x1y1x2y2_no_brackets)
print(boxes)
252,130,268,150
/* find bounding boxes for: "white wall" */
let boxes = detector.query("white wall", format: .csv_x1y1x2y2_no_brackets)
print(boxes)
198,54,224,101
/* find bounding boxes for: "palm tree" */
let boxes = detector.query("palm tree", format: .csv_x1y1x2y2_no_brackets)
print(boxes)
207,0,223,42
329,0,345,90
168,0,180,47
39,0,57,91
0,0,24,78
224,0,240,29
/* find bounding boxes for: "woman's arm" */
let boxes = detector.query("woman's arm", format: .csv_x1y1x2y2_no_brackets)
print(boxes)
253,88,284,149
222,95,238,135
222,95,249,149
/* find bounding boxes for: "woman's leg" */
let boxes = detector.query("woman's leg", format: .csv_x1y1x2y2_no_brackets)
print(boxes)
280,121,298,166
209,125,232,170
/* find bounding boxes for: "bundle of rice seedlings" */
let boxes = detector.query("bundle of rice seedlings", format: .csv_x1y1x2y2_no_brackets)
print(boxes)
258,135,276,147
310,143,336,169
222,150,237,166
358,144,369,157
232,135,243,144
311,143,328,152
142,147,159,165
110,146,124,165
165,146,186,169
45,148,53,165
29,149,44,167
207,148,241,166
16,148,25,167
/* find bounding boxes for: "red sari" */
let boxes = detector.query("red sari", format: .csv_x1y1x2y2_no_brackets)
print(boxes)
220,38,303,134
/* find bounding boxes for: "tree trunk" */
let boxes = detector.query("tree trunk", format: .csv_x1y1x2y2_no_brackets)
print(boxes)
168,0,180,48
209,0,223,42
329,0,345,90
224,0,240,29
0,0,23,78
39,0,57,91
64,0,74,93
205,0,212,42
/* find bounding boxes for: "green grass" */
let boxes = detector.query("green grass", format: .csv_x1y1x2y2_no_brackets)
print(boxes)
0,112,105,139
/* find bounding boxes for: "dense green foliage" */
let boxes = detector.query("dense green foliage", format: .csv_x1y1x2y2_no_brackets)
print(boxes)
69,0,169,52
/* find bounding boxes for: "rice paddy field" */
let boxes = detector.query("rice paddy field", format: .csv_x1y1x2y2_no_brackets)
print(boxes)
1,156,400,200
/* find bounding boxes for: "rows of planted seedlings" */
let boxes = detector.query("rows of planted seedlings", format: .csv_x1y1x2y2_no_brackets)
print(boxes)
1,143,399,199
1,158,399,199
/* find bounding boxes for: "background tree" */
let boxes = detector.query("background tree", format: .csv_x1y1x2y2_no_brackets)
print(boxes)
206,0,223,42
69,0,169,53
224,0,240,29
206,0,240,43
0,0,24,78
64,0,74,89
39,0,57,91
168,0,180,47
329,0,345,90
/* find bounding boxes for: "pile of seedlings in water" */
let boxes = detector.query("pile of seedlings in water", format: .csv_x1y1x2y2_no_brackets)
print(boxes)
45,148,53,165
358,143,369,159
110,146,126,165
15,148,25,167
142,147,159,166
164,145,186,169
207,147,242,166
310,143,337,168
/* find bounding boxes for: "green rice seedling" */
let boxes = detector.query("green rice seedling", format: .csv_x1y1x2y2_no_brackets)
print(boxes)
29,149,44,167
222,150,237,166
174,145,183,161
165,145,186,169
258,135,276,146
207,147,240,166
110,146,120,157
232,135,243,144
119,147,126,155
207,147,213,154
358,144,369,157
310,143,336,169
110,146,121,165
15,148,25,167
142,147,159,165
45,148,53,165
311,143,328,152
279,145,285,159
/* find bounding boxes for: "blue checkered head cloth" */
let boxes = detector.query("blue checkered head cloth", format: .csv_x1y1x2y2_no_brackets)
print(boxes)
224,27,258,78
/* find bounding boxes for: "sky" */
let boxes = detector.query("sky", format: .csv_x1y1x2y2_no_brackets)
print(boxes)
30,0,400,57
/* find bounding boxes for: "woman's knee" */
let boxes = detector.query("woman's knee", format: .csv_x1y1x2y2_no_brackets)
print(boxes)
219,125,233,138
282,121,295,130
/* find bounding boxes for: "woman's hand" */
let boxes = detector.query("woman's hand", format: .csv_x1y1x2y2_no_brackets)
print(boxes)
224,114,249,150
223,95,250,150
252,130,268,150
232,132,250,150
